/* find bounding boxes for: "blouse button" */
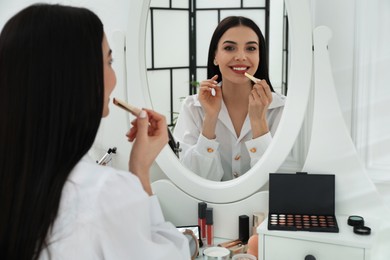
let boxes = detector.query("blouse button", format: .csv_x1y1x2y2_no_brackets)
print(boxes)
233,172,240,178
250,148,257,153
234,155,241,160
207,147,214,153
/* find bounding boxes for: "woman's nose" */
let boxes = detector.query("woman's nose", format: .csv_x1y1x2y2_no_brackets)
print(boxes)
234,50,246,61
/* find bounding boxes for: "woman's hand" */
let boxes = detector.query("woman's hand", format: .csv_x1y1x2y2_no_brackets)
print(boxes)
248,79,273,138
198,75,222,139
198,75,222,118
126,109,168,195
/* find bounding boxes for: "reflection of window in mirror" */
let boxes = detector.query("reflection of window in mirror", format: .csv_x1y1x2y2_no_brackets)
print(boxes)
146,0,288,128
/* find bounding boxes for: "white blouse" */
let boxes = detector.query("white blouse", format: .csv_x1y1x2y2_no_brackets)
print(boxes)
174,92,285,181
39,156,190,260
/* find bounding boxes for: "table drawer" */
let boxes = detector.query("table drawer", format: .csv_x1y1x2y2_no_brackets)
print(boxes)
264,235,364,260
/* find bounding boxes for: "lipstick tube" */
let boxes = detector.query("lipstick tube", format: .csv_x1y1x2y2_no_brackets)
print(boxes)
198,202,207,241
206,208,214,246
239,215,250,244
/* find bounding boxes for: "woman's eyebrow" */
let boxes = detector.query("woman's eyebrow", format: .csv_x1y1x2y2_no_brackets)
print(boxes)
222,40,258,45
222,40,237,45
108,49,112,56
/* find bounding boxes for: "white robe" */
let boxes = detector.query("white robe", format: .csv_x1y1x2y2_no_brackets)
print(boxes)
174,92,285,181
39,156,190,260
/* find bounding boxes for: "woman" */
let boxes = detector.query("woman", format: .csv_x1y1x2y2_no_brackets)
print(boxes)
0,4,190,259
174,16,285,181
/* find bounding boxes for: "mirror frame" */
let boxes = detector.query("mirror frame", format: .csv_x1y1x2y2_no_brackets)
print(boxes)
126,0,313,203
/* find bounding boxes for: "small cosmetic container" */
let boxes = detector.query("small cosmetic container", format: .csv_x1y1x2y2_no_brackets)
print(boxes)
347,215,371,235
232,253,257,260
206,208,214,246
347,215,364,227
198,202,207,242
203,247,230,260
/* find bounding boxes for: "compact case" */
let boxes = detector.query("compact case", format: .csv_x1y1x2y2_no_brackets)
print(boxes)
268,172,339,233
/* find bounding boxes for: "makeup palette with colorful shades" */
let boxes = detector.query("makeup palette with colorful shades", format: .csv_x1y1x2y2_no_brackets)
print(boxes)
268,172,339,233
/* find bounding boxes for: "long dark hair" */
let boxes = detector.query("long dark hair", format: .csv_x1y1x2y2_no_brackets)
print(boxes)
207,16,274,92
0,4,104,259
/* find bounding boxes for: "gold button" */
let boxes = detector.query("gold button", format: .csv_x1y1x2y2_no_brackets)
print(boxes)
250,148,257,153
207,147,214,153
234,155,241,160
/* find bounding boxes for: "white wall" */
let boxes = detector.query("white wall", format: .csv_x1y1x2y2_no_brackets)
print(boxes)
0,0,131,36
311,0,356,129
311,0,390,207
0,0,140,170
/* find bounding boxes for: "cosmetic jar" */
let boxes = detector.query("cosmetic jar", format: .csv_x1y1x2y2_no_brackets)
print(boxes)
203,247,230,260
232,253,257,260
353,225,371,235
347,215,364,227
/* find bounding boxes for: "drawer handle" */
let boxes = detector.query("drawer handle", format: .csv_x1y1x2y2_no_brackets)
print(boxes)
305,255,316,260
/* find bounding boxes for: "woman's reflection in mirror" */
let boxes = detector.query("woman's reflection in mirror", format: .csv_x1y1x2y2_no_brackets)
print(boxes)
174,16,286,181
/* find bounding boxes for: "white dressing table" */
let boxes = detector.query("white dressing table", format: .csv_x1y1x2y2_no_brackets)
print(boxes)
257,215,376,260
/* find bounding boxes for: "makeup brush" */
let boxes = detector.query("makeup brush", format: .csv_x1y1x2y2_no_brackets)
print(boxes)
113,97,181,157
244,72,260,83
113,98,142,116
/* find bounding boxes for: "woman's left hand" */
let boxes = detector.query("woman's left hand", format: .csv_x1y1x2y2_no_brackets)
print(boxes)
126,109,168,195
248,79,273,138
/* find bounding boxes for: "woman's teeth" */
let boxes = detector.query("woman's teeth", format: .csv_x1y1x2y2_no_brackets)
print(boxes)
232,67,247,71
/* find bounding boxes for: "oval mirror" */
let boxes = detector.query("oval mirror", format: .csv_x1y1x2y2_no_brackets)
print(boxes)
146,0,288,179
126,0,312,203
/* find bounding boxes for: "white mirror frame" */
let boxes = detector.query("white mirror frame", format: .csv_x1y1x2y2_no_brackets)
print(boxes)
126,0,313,203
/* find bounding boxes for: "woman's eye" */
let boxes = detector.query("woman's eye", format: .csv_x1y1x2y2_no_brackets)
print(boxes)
224,46,234,51
247,46,257,51
109,58,114,65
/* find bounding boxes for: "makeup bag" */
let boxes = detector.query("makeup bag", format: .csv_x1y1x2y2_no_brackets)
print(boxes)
268,172,339,233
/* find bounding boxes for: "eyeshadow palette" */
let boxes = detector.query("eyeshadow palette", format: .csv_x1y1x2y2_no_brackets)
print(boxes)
268,172,339,233
268,214,338,232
